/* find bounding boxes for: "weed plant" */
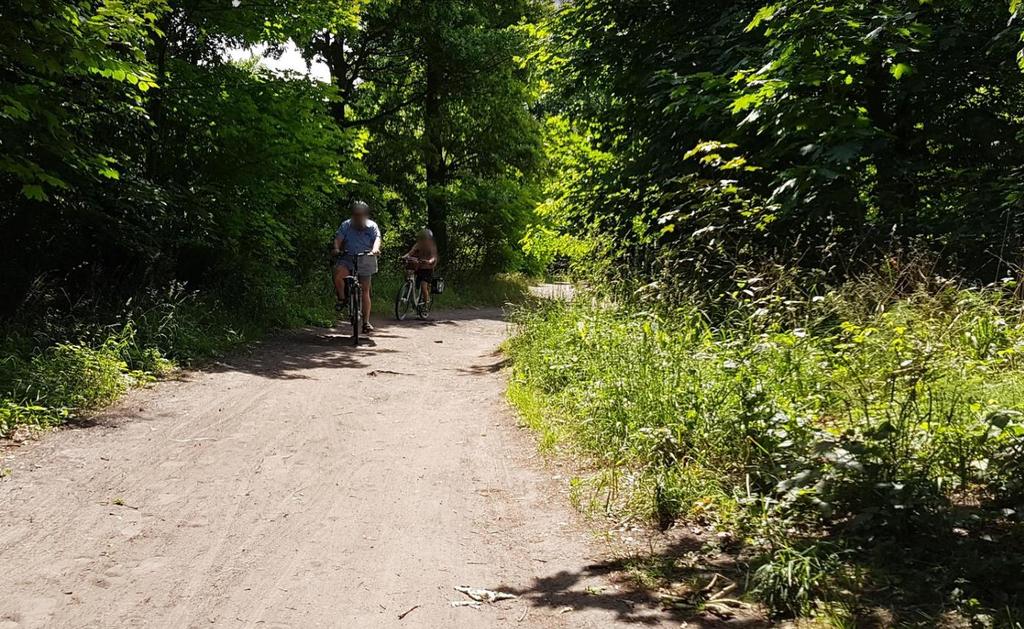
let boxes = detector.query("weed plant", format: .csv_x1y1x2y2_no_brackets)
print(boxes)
506,277,1024,623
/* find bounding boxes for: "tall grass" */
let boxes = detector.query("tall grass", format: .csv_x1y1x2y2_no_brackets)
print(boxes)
506,281,1024,622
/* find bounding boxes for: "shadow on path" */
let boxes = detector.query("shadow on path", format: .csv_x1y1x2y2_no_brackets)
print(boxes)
488,535,768,628
195,308,506,381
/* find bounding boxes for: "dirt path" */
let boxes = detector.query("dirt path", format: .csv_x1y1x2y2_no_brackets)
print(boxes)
0,310,678,629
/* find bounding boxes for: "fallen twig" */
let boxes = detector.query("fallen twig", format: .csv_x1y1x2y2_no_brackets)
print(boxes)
701,573,721,593
397,605,419,620
709,583,737,601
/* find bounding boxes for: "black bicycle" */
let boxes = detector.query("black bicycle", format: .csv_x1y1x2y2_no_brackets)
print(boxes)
341,251,375,346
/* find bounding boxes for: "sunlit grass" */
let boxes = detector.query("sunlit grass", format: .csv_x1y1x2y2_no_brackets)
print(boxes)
506,282,1024,622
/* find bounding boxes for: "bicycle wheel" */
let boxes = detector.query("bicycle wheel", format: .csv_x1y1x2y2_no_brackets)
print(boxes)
350,289,361,346
395,279,415,320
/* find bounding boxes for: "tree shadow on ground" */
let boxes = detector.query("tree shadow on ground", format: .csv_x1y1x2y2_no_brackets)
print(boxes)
483,513,1022,627
489,534,769,628
830,510,1024,627
457,356,510,375
192,308,505,381
199,329,397,380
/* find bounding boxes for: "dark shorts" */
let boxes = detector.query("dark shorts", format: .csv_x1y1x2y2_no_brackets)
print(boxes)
415,269,434,286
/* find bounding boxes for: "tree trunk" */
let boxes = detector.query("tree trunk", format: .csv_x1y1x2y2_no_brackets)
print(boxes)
323,35,349,126
146,14,171,179
423,47,448,259
865,53,918,237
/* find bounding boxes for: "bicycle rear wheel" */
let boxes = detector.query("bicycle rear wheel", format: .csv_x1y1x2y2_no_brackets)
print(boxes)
395,280,415,320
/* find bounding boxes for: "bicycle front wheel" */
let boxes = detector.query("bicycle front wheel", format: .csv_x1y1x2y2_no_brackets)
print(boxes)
395,280,415,320
350,292,361,346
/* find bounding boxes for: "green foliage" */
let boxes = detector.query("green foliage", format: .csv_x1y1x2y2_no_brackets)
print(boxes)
26,342,132,410
522,115,611,277
534,0,1024,286
0,401,68,436
0,0,165,199
753,544,851,618
3,0,546,323
334,0,547,270
507,281,1024,619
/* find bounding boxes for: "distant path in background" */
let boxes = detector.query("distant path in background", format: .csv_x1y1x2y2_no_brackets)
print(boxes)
530,282,575,301
0,309,684,628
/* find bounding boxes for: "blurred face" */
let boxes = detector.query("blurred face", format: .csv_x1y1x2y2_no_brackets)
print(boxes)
352,207,369,227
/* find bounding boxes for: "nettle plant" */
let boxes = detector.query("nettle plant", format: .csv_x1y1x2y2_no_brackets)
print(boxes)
764,297,1024,532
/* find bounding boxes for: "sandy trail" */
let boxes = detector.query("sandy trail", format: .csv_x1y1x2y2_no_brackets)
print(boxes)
0,309,676,628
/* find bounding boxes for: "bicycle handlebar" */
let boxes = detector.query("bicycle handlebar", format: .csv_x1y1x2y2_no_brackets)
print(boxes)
334,251,376,258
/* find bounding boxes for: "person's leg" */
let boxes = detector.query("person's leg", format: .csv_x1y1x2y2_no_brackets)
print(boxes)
333,263,351,303
361,276,372,328
416,270,432,307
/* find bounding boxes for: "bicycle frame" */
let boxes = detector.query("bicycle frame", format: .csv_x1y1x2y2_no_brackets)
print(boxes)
395,259,430,321
342,252,374,346
406,269,427,308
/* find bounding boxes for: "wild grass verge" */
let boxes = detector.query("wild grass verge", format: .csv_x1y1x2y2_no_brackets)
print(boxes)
0,282,277,437
1,273,531,438
505,282,1024,626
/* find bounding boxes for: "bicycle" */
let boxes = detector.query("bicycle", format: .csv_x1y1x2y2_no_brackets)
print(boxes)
339,251,375,346
395,256,431,321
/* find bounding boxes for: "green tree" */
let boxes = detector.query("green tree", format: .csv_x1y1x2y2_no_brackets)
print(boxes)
538,0,1024,285
0,0,165,200
291,0,546,266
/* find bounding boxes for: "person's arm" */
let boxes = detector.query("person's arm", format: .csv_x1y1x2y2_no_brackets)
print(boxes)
332,233,344,256
425,243,438,266
371,224,382,256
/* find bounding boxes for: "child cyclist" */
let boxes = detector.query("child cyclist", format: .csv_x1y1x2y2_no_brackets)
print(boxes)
401,228,439,311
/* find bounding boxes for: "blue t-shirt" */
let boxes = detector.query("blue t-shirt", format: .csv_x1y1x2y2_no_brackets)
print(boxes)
335,219,380,255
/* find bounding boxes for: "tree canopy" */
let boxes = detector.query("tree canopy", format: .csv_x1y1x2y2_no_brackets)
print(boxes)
1,0,546,316
3,0,1024,309
532,0,1024,290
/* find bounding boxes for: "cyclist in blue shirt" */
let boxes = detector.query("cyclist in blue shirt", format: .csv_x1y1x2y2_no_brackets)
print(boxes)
331,200,382,333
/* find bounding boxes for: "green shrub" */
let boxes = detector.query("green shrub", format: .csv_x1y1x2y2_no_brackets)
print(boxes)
0,282,266,437
0,401,67,435
506,284,1024,618
753,543,852,618
25,342,130,410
